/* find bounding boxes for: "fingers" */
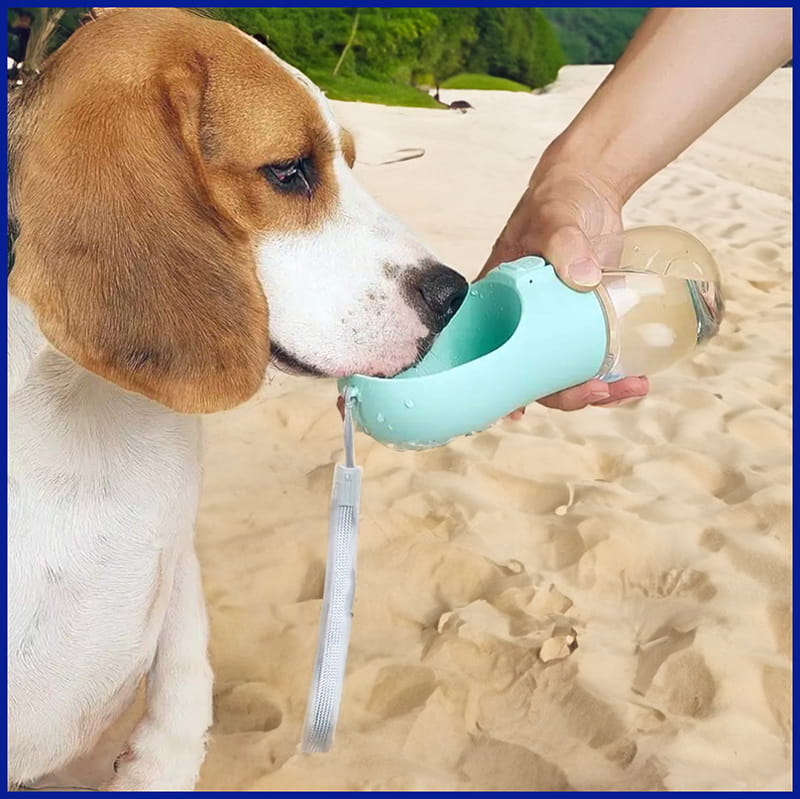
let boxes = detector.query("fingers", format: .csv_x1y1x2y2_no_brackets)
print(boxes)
591,375,650,406
480,221,603,292
479,234,524,281
544,225,602,291
537,376,649,412
538,379,611,411
339,377,649,434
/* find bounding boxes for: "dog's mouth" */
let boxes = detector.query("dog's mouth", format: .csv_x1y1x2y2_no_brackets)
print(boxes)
269,332,437,381
269,342,328,378
412,330,436,368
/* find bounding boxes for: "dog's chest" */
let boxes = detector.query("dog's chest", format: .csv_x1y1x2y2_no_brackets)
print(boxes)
8,354,203,743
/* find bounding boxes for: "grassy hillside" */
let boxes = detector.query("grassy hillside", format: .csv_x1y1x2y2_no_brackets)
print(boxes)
542,8,649,64
15,8,655,110
442,73,531,93
309,71,443,108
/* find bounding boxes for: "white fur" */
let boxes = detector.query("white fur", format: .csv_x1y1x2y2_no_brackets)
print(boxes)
257,157,433,377
248,33,440,376
8,41,448,791
8,308,208,789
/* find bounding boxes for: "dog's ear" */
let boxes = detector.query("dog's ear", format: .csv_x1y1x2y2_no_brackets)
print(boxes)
9,54,269,414
340,128,356,168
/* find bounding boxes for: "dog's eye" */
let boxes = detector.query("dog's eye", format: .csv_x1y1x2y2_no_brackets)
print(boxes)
270,162,300,184
261,158,313,197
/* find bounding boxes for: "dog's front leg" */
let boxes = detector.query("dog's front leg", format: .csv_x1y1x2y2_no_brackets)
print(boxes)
107,547,213,792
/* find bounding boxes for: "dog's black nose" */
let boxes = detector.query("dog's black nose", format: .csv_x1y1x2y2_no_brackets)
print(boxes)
415,263,469,327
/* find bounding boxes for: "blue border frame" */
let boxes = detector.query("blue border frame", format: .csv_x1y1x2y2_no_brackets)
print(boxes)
4,3,796,796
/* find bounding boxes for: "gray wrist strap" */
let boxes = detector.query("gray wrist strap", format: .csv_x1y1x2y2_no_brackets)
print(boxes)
300,389,362,753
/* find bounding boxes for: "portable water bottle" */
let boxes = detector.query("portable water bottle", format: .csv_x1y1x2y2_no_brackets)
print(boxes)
340,225,725,450
583,224,723,381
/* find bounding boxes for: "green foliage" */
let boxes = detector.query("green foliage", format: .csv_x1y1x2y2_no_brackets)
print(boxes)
308,70,443,108
466,8,564,88
412,8,480,87
209,7,443,83
210,7,563,92
442,73,530,93
542,8,649,64
8,7,89,66
207,8,353,73
10,7,574,108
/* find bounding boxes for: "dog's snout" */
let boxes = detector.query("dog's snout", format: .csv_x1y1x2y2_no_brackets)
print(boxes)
415,264,469,325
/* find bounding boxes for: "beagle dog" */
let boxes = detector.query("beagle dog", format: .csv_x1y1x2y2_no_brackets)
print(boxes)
7,8,467,791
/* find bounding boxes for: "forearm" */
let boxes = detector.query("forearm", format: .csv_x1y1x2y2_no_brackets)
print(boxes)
545,7,793,201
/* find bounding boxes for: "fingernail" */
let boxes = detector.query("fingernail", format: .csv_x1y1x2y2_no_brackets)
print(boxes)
569,258,602,287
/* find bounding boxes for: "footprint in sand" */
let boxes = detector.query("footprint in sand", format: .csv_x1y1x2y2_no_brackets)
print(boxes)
470,467,576,516
650,649,717,719
765,601,792,658
305,462,335,494
761,665,791,742
726,407,790,448
632,624,696,697
724,542,791,596
754,243,781,262
213,681,283,733
623,568,717,603
296,558,325,601
720,221,746,239
412,447,470,475
541,521,587,571
699,527,726,552
366,664,437,718
459,737,569,790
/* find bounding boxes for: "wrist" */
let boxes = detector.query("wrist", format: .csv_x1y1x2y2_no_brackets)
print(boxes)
528,136,628,221
537,128,639,207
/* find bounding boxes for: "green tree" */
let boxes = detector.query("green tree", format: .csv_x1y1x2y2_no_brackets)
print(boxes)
467,8,564,88
11,7,570,104
413,8,479,90
542,8,649,64
8,7,89,68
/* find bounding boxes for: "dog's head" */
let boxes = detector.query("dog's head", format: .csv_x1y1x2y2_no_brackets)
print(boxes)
8,8,467,412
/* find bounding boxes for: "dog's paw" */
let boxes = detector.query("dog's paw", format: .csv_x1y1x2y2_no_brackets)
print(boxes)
104,721,207,792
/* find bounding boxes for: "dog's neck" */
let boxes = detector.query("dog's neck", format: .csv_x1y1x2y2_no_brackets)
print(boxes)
8,292,186,426
8,292,47,396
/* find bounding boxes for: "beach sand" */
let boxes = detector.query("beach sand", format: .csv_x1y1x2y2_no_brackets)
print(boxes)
41,65,791,792
195,66,792,791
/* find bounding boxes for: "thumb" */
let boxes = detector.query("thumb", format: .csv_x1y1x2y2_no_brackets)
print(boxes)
545,225,603,292
478,237,523,281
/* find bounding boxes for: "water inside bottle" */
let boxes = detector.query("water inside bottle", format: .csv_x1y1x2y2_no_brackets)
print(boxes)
592,226,725,381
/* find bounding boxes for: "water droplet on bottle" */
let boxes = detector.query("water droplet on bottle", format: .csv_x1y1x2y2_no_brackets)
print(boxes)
376,413,385,424
469,289,478,297
404,399,414,408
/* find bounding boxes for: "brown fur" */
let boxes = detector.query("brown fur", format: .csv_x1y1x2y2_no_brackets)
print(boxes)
8,8,346,413
340,128,356,168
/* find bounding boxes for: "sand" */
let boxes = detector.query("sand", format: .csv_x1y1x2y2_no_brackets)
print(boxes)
36,65,792,792
189,66,793,791
194,66,792,791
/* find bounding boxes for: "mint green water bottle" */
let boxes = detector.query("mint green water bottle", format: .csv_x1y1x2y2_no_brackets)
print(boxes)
340,225,724,450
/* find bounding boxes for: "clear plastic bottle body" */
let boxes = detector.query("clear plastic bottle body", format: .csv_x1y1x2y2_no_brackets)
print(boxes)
592,226,725,381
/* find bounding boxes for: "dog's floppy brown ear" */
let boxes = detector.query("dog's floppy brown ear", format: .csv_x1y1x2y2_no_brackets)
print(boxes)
340,128,356,168
9,53,269,414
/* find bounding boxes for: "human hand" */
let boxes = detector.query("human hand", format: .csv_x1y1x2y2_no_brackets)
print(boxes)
480,148,650,414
